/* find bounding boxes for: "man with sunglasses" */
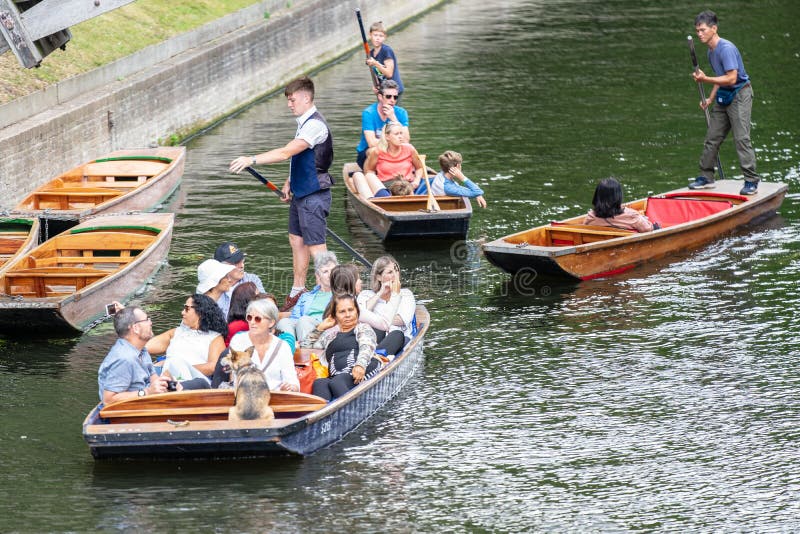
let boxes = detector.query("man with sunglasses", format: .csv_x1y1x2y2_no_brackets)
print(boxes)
355,79,410,169
98,306,178,405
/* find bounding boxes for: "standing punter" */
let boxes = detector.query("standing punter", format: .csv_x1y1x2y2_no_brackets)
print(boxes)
229,76,334,310
688,10,759,195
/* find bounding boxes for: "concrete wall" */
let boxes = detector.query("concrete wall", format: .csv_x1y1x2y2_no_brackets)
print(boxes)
0,0,442,210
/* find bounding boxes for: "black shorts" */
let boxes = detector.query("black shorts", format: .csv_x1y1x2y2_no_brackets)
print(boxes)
288,188,331,245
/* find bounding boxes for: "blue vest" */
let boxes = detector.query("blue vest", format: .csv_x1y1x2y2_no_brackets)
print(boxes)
289,111,334,199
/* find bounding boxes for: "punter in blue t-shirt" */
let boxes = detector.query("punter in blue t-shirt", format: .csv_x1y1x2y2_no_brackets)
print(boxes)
688,10,760,196
365,21,404,98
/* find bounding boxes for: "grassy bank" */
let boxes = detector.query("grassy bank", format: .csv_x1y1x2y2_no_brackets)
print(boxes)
0,0,262,105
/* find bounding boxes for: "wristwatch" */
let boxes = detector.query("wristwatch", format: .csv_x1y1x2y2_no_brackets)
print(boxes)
138,389,146,397
251,156,257,166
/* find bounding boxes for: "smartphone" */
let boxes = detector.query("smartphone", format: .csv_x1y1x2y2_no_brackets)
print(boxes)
106,303,117,316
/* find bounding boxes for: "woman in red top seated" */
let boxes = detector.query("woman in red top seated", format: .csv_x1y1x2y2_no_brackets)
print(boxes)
225,281,258,345
584,177,655,232
351,122,425,198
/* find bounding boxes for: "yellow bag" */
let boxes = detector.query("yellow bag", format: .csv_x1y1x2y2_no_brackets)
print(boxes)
311,353,329,378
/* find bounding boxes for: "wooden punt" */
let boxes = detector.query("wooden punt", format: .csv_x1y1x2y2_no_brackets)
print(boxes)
342,163,472,240
0,217,39,275
11,147,185,222
82,305,429,459
482,180,788,280
0,212,174,334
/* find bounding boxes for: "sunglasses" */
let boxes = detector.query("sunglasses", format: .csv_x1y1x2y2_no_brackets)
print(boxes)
381,93,398,100
246,314,267,324
134,315,151,324
183,304,195,312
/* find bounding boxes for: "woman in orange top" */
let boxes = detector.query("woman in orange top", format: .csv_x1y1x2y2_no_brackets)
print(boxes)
351,122,424,198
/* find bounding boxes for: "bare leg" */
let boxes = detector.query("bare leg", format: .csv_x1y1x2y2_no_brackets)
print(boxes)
289,233,310,288
364,172,386,195
352,171,374,198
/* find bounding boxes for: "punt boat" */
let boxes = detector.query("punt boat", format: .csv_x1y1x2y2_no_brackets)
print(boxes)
482,180,788,280
342,163,472,240
11,147,185,225
0,212,174,334
0,217,39,275
82,305,429,459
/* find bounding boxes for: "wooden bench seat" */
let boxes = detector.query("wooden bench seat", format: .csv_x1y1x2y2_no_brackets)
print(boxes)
3,267,109,296
0,237,25,254
99,389,328,424
544,224,635,246
30,256,134,268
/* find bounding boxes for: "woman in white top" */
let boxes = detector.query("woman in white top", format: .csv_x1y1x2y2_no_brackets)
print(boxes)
146,293,227,389
228,298,299,392
356,255,416,343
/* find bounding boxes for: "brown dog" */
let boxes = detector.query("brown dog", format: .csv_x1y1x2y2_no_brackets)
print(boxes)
222,346,274,422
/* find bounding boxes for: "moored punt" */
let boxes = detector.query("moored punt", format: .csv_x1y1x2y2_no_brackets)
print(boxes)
11,147,185,223
0,217,39,275
342,163,472,240
482,180,788,280
82,305,429,459
0,212,174,334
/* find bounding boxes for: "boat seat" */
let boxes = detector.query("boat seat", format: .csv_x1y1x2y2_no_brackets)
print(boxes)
0,237,25,254
29,256,134,268
544,224,634,246
29,189,121,210
645,197,732,228
3,267,109,297
99,389,328,424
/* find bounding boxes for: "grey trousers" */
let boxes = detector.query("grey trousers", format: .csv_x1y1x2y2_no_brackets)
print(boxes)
699,84,759,183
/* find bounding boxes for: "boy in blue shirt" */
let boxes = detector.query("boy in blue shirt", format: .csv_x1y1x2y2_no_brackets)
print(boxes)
365,21,404,99
415,151,487,208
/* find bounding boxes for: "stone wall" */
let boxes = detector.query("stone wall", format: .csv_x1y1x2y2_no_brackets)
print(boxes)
0,0,442,210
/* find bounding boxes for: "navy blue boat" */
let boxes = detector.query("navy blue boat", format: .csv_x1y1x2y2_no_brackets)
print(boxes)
82,306,429,459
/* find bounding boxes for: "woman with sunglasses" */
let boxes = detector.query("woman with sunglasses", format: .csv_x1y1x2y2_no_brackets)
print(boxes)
146,294,227,389
351,122,425,199
228,298,299,392
303,293,384,401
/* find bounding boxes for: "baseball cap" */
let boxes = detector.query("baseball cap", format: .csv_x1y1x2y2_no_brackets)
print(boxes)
214,242,245,264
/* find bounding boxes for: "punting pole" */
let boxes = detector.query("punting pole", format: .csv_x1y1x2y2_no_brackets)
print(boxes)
688,35,725,179
245,166,373,269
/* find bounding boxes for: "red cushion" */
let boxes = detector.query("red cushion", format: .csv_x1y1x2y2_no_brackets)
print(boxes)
645,197,732,228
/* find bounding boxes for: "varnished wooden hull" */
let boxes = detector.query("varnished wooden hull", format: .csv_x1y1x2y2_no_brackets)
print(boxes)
11,147,185,222
483,181,787,280
0,213,174,334
342,163,471,240
82,306,429,459
0,218,39,275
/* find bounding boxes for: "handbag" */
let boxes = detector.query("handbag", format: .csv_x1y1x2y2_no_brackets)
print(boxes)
295,361,316,394
311,352,329,378
715,82,747,106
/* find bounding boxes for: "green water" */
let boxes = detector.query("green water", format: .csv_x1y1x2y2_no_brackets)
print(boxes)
2,0,800,530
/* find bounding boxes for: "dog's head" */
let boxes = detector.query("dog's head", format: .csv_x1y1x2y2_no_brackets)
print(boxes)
226,346,255,371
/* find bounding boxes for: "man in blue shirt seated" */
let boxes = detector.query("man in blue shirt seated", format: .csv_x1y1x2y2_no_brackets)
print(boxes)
415,150,488,208
97,306,178,405
355,80,409,169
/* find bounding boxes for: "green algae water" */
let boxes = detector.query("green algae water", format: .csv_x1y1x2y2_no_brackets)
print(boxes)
2,0,800,530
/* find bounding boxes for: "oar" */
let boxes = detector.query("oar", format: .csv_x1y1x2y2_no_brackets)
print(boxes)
417,154,440,213
356,8,380,90
244,166,373,269
687,35,725,179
